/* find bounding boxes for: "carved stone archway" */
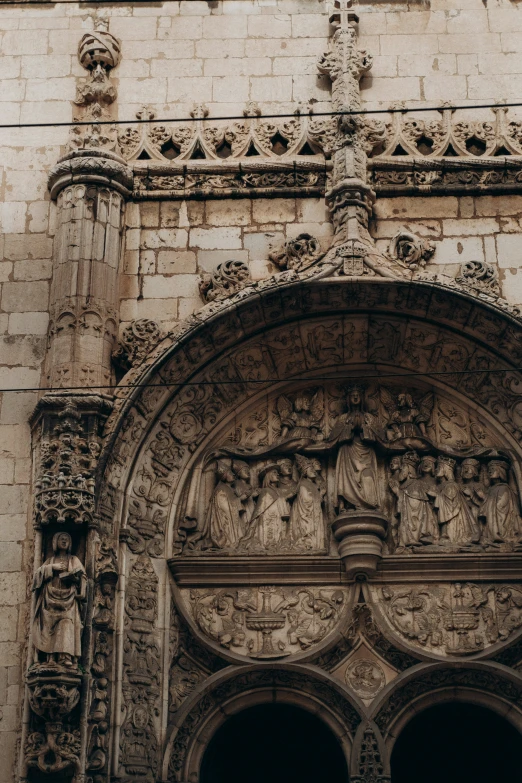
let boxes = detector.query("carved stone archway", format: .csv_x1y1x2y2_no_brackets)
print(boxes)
93,277,522,783
161,664,364,783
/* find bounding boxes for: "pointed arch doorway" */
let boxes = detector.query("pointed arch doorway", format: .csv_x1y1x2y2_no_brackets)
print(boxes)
200,703,350,783
391,702,522,783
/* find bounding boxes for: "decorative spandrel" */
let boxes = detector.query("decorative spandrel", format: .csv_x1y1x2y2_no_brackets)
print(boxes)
180,585,349,659
370,582,522,657
173,379,522,557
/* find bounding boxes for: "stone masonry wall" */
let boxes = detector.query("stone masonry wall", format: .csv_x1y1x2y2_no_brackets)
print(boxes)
1,0,522,777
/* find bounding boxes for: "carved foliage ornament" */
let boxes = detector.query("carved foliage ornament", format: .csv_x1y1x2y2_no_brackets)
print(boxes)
199,259,252,303
373,581,522,656
113,318,163,371
183,586,348,659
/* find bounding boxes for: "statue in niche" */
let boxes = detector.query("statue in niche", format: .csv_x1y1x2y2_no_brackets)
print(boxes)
243,463,291,549
380,388,434,450
32,531,86,668
289,455,326,551
232,460,256,533
324,384,380,512
431,456,480,546
204,461,243,549
395,451,438,550
459,458,486,530
276,388,323,445
479,459,522,545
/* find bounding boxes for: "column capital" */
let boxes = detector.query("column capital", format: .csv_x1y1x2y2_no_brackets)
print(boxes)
48,149,133,200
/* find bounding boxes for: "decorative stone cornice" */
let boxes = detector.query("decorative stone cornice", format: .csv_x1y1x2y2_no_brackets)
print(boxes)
48,149,133,200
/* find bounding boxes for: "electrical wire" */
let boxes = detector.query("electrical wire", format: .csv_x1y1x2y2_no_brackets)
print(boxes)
1,365,522,394
1,102,522,131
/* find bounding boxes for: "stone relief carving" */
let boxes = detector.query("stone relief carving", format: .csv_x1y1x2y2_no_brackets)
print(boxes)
183,586,347,658
120,555,160,781
113,318,163,371
269,233,325,273
387,229,435,270
173,374,521,557
345,659,386,699
198,259,252,303
32,532,87,669
70,22,122,153
373,582,522,656
351,725,388,783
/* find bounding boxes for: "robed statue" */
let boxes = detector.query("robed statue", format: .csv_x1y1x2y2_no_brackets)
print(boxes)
325,385,380,512
32,531,86,667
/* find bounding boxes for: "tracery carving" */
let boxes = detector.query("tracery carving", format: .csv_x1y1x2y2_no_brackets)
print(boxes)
351,725,388,783
372,581,522,656
183,586,348,659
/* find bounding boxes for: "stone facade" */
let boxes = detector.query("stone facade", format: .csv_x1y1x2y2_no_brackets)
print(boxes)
2,0,522,781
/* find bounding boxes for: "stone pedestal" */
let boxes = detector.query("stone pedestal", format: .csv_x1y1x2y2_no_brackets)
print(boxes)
332,510,388,579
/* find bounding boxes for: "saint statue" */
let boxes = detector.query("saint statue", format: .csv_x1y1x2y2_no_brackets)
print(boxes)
396,451,438,549
326,384,380,512
479,459,522,544
459,458,486,533
289,454,326,551
32,531,86,667
245,463,290,548
277,458,298,501
431,456,480,546
204,461,243,549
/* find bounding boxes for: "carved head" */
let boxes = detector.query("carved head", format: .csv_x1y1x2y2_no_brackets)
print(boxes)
258,463,280,487
295,454,316,478
345,383,365,409
232,460,251,481
52,531,72,555
487,460,508,483
397,393,414,409
277,459,294,477
216,460,234,484
389,456,402,472
461,458,480,480
436,455,456,480
420,455,437,475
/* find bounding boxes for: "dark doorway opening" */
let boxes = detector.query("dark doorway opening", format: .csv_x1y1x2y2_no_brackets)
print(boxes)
200,702,349,783
391,702,522,783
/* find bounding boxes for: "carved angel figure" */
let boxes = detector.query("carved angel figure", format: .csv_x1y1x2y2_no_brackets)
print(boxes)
32,532,86,667
326,384,380,512
276,388,323,442
380,388,434,447
289,455,326,551
479,460,522,544
244,464,290,549
204,461,243,549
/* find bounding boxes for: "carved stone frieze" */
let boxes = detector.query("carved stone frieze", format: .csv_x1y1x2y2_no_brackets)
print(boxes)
371,582,522,657
182,585,348,659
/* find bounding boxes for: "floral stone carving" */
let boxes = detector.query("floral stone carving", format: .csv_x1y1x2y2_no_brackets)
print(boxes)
113,318,163,371
199,259,252,302
371,582,522,656
388,229,435,270
182,585,348,659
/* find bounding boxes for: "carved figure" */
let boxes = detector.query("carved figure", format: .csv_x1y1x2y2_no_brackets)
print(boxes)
204,461,243,549
380,388,434,446
431,456,480,546
387,455,402,550
479,459,522,544
459,458,486,531
32,532,86,667
326,385,380,512
396,451,438,549
276,458,298,501
289,455,326,551
245,464,290,548
276,388,323,442
232,460,256,533
495,586,522,640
